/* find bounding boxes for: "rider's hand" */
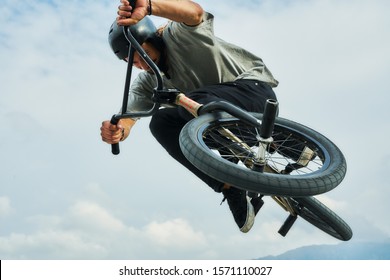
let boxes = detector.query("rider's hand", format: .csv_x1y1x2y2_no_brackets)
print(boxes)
117,0,148,26
100,118,135,144
100,120,124,144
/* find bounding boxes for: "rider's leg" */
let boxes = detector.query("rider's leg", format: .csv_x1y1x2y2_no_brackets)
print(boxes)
150,109,256,233
177,79,277,122
149,107,224,192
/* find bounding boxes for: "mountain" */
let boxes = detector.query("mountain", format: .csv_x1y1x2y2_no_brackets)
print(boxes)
257,241,390,260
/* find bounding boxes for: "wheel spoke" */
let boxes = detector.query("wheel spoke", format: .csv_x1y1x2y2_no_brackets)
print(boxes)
202,121,326,176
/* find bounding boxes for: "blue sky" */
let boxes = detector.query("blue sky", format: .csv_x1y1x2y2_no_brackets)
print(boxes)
0,0,389,259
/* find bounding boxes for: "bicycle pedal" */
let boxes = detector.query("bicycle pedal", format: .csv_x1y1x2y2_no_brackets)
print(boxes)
278,214,298,237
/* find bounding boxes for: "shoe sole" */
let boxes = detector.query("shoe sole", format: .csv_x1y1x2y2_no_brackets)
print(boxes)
239,196,255,233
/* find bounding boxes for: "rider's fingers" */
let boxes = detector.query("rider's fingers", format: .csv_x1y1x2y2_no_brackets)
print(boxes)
101,120,120,133
116,17,138,26
117,9,131,18
101,128,122,144
100,130,112,144
118,1,132,11
101,120,111,127
100,121,120,141
108,123,121,132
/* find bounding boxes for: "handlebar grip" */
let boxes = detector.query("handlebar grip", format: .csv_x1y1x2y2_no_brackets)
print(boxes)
110,115,120,155
112,142,120,155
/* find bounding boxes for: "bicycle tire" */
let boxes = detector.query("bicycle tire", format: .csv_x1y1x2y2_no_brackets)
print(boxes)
179,112,347,196
290,196,353,241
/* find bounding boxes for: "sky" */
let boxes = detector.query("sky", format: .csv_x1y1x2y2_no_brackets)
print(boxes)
0,0,389,260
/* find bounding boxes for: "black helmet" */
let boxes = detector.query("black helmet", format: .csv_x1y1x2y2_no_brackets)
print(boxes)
108,17,158,60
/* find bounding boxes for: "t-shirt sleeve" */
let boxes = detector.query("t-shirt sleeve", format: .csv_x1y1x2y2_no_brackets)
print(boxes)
162,12,215,47
123,72,156,113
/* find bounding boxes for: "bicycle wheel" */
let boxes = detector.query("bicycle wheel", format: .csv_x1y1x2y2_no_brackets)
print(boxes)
179,112,347,196
289,196,353,241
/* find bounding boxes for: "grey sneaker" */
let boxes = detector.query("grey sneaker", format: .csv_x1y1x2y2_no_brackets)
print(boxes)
222,187,255,233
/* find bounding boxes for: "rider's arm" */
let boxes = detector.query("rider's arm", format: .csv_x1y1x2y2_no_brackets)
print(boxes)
150,0,204,26
117,0,204,26
119,118,136,141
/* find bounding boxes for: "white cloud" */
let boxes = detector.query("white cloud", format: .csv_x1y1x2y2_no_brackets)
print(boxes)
0,231,106,259
0,199,213,259
69,200,126,232
145,218,207,248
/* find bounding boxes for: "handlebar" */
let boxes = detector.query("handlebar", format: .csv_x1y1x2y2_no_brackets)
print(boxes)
110,15,165,155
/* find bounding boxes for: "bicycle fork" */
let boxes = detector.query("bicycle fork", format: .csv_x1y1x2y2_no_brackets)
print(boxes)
253,99,279,172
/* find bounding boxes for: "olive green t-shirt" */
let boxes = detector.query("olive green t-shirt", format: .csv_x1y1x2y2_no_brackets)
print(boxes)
125,12,278,113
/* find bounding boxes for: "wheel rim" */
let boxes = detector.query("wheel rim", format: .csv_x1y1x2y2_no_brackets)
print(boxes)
199,118,331,177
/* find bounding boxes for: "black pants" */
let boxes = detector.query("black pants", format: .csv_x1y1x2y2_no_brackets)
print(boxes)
149,79,277,192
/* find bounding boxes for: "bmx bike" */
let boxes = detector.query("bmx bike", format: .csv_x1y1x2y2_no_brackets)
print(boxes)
108,23,353,241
